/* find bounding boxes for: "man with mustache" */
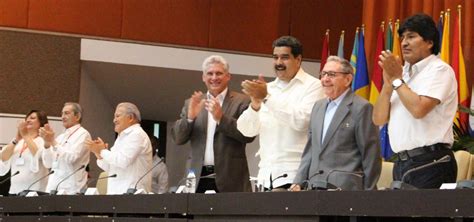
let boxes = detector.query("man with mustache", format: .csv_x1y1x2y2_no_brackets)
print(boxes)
40,102,91,194
237,36,324,190
373,14,458,188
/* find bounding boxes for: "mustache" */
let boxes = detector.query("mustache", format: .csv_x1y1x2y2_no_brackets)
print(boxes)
274,65,286,70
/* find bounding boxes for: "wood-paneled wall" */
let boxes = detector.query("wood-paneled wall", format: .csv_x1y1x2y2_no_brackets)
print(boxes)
0,30,81,116
0,0,363,60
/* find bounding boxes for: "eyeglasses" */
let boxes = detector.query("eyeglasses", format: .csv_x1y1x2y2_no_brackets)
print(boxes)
319,71,350,79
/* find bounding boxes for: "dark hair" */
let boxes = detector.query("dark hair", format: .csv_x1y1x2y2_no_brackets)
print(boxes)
272,36,303,57
26,110,48,127
64,102,83,123
398,13,439,55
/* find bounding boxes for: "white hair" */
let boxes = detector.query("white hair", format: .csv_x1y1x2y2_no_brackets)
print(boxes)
202,55,229,73
117,102,141,122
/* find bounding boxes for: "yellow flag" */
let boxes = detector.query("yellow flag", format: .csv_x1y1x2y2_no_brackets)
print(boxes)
440,10,450,63
392,19,402,62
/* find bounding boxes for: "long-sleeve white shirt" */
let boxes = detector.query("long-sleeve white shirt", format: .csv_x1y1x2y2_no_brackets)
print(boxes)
151,156,169,194
42,124,91,194
0,137,49,194
97,124,152,194
237,68,324,188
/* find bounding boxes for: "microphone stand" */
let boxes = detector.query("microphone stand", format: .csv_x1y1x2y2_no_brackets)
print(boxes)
50,165,85,195
126,158,164,194
79,174,117,194
300,170,324,190
312,169,363,190
18,170,55,196
0,171,19,185
269,174,288,191
391,155,451,190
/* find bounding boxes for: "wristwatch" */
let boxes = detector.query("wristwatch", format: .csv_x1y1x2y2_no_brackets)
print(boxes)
392,78,405,90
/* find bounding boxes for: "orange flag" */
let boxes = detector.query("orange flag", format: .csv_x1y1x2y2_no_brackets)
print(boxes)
452,5,470,127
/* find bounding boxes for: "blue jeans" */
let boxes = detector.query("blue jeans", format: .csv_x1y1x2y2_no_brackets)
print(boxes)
393,148,457,189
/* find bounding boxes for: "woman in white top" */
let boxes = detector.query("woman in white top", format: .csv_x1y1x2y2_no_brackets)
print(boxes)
0,110,50,195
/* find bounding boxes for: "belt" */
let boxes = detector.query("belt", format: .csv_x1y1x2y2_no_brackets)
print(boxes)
396,143,450,161
202,165,215,176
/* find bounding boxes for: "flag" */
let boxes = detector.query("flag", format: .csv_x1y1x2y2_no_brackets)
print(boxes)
350,28,359,81
392,19,402,63
371,22,393,160
452,5,470,127
337,30,345,58
369,22,384,105
380,125,393,159
352,26,369,99
385,20,393,51
320,29,330,71
437,11,444,54
440,10,450,63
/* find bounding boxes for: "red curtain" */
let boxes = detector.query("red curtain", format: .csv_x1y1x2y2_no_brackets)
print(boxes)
362,0,473,84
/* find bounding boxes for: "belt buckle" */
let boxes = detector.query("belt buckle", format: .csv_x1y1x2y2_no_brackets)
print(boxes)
398,151,409,161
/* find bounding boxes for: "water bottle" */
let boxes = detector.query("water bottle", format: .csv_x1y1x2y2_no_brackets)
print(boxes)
185,170,196,193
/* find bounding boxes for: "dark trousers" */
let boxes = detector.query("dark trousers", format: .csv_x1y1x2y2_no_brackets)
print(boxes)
393,145,457,189
196,165,219,193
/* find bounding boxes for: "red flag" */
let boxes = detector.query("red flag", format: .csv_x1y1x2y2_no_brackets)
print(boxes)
320,29,330,71
369,22,385,105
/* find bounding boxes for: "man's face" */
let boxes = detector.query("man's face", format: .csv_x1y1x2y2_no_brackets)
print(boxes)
61,105,80,129
113,106,134,134
401,31,433,64
320,61,352,100
202,63,231,97
272,46,302,82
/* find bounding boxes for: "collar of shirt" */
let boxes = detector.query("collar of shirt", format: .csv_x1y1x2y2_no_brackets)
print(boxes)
119,123,140,137
326,88,350,107
206,87,228,105
274,68,306,90
403,54,436,80
64,124,81,134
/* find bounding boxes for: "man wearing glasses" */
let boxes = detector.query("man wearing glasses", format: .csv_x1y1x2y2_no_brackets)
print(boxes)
290,56,381,191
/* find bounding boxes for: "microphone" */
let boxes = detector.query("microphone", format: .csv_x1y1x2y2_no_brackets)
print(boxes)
18,170,55,196
0,171,19,184
313,169,363,190
391,155,451,190
300,170,324,190
269,173,288,191
50,165,86,195
125,158,164,194
79,173,117,194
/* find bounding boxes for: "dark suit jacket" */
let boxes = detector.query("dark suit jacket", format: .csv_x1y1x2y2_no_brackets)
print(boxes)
294,91,382,190
171,91,254,192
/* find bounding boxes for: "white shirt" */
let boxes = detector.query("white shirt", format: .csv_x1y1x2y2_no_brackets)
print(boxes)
42,124,91,194
237,68,325,188
97,124,153,194
389,55,458,152
204,88,227,166
322,89,350,142
0,137,49,194
151,156,169,194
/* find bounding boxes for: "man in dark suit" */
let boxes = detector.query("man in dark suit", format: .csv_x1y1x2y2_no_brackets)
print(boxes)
172,55,254,193
291,56,381,191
